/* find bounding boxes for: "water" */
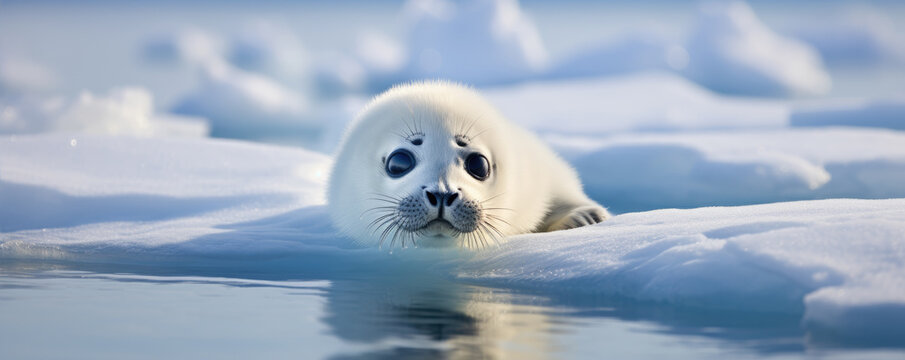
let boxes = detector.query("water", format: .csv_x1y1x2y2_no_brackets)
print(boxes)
2,262,903,359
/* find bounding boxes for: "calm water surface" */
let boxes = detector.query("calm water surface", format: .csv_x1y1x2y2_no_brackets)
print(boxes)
1,262,903,359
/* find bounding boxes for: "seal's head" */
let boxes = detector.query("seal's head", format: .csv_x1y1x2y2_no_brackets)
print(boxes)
328,82,528,249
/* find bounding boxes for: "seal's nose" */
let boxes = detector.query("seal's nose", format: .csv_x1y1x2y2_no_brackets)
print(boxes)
425,190,459,207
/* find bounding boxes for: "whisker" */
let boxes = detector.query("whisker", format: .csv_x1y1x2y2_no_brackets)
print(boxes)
367,198,401,204
368,192,402,198
368,193,402,201
471,127,490,140
402,118,415,138
378,221,397,247
360,206,396,217
483,221,505,246
474,224,489,249
480,193,506,204
390,225,404,248
367,213,396,230
463,117,479,139
484,214,514,228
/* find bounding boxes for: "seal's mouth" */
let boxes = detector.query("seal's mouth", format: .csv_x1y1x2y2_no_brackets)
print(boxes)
417,218,462,237
426,218,453,228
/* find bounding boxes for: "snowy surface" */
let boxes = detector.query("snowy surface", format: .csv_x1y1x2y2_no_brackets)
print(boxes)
144,27,312,139
546,128,905,212
2,134,904,343
791,97,905,131
682,1,831,97
400,0,547,85
0,135,330,258
485,73,789,135
171,60,310,138
790,6,905,66
458,198,905,343
545,33,688,80
0,88,208,137
544,1,832,97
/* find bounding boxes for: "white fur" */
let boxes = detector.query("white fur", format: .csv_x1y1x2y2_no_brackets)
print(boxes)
328,81,608,248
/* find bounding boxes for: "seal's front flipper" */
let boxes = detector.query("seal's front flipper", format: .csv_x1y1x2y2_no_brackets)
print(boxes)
545,204,610,231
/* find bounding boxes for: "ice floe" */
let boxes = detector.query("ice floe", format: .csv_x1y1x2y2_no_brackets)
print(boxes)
1,134,903,343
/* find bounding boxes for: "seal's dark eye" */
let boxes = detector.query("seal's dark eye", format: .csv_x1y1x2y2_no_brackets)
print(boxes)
385,149,415,178
465,153,490,180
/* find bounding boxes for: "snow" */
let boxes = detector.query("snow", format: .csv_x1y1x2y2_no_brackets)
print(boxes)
547,128,905,213
145,26,314,139
791,97,905,131
485,73,789,135
0,88,208,137
682,1,831,97
398,0,547,85
543,1,832,97
0,134,330,256
2,134,904,343
171,60,310,138
545,33,689,79
141,28,225,67
0,56,56,96
227,21,309,84
457,199,905,334
143,22,309,82
790,7,905,66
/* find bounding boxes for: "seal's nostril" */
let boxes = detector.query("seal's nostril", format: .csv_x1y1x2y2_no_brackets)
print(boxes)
425,191,438,206
445,192,459,206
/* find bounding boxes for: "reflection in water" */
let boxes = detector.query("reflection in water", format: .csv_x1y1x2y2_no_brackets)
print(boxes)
2,261,903,359
323,275,553,359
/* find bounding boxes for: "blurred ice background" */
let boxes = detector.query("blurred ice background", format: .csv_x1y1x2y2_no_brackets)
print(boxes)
3,0,904,142
4,0,904,211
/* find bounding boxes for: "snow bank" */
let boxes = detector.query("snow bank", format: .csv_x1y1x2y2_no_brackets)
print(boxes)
546,33,689,79
171,61,310,138
548,128,905,213
227,21,309,83
457,198,905,341
141,28,225,67
484,73,789,135
790,7,905,65
1,88,207,137
143,22,309,81
791,98,905,131
144,26,314,139
400,0,547,85
310,0,548,92
0,134,329,254
1,134,903,343
545,1,831,97
683,1,831,97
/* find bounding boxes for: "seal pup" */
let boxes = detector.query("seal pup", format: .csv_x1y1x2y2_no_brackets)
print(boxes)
328,81,609,248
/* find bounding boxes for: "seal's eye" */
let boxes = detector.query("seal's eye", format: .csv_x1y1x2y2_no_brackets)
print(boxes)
465,153,490,180
385,149,415,178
